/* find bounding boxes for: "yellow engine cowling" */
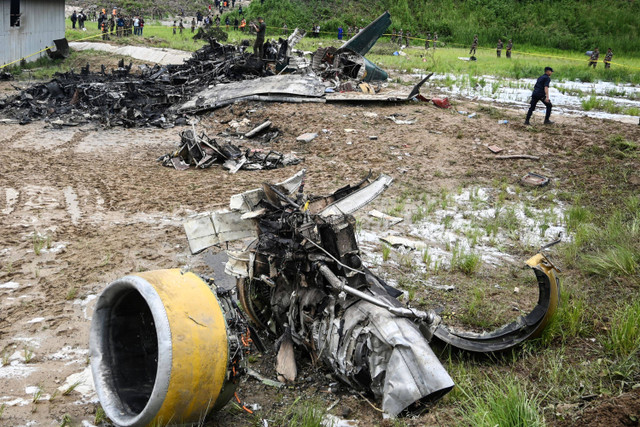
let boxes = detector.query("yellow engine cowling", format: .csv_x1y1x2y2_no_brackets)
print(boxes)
90,269,237,426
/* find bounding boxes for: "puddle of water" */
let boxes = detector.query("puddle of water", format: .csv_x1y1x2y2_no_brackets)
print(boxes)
0,281,20,290
2,188,19,215
63,186,81,225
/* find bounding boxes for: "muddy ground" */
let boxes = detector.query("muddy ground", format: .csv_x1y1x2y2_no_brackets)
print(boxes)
1,85,639,426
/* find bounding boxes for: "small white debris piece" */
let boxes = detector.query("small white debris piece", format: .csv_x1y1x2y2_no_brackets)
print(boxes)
380,235,427,250
386,115,416,125
58,366,95,396
368,210,403,226
322,414,359,427
514,287,520,294
0,281,20,290
296,132,318,143
362,112,378,118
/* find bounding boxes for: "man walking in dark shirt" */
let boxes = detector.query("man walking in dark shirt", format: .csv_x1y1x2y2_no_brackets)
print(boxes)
525,67,554,125
251,17,266,60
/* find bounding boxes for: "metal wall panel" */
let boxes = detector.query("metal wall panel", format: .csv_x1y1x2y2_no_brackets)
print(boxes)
1,0,65,66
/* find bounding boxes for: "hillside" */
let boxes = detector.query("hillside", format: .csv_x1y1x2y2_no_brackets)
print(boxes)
235,0,640,55
66,0,640,55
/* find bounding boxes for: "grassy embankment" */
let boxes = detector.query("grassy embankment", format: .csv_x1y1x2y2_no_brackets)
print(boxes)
233,0,640,55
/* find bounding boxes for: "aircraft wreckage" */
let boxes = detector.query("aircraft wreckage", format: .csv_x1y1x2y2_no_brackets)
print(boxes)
0,12,405,128
90,170,560,426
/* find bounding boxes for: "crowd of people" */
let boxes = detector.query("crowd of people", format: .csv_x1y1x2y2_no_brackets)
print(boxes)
70,8,145,40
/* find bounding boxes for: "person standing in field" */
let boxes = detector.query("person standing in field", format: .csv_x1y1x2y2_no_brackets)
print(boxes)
425,32,431,50
604,48,613,69
172,20,177,35
191,18,196,33
470,34,478,55
525,67,554,125
405,30,410,47
71,11,77,29
433,32,437,49
338,25,343,40
589,48,599,68
282,22,287,35
397,29,403,46
496,38,503,57
251,17,266,59
506,39,513,58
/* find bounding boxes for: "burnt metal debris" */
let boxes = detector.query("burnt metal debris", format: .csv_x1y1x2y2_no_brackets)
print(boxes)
158,128,302,172
0,13,399,128
0,39,280,127
182,170,561,416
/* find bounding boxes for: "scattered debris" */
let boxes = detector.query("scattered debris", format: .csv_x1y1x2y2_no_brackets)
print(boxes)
45,38,70,60
368,135,378,140
182,171,561,415
487,145,503,154
296,132,318,143
521,172,550,187
0,71,13,81
380,235,427,250
369,209,403,226
495,154,541,160
247,368,285,388
431,97,451,109
386,114,416,125
245,120,272,138
420,280,456,291
498,119,509,124
158,129,302,172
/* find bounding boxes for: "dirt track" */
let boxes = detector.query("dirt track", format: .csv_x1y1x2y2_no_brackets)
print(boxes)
1,97,639,426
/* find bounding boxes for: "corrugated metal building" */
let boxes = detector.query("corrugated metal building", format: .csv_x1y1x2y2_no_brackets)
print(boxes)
1,0,65,66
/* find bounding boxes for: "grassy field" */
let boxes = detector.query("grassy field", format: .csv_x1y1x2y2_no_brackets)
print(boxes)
63,18,640,85
234,0,640,55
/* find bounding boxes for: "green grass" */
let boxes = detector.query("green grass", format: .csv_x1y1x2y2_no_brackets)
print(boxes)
266,397,325,427
458,377,544,427
560,196,640,278
62,17,640,84
450,245,481,276
539,284,589,345
581,95,640,116
239,0,640,56
32,233,51,256
94,406,107,424
604,298,640,358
